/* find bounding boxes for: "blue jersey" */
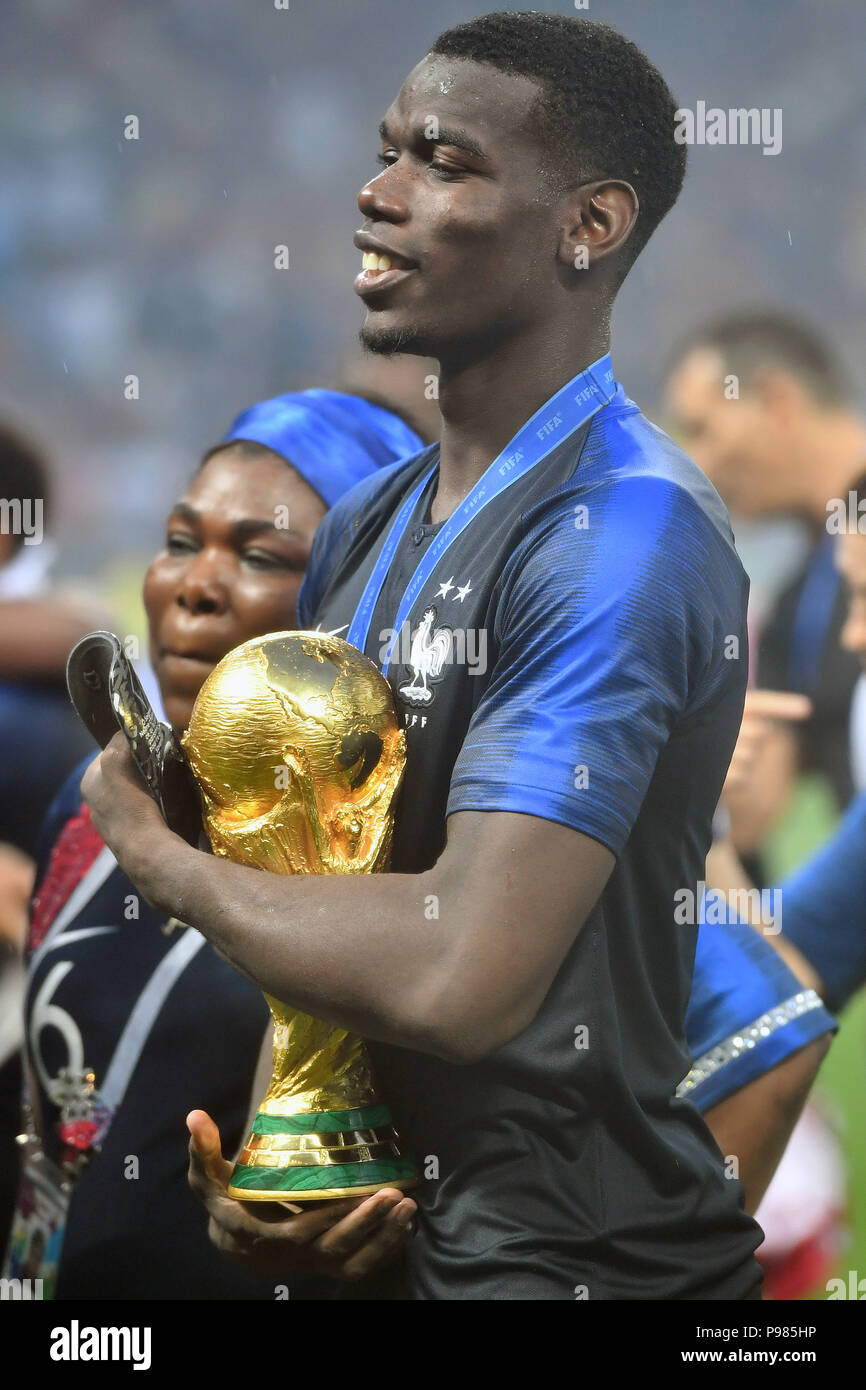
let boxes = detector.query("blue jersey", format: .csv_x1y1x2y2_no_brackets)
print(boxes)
300,382,772,1299
780,790,866,1012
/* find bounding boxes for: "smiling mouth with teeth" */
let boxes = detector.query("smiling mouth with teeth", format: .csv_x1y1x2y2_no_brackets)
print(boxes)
354,246,416,298
361,251,394,274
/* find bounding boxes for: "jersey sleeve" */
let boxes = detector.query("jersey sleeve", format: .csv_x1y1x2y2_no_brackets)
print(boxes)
682,912,836,1113
446,475,745,855
778,791,866,1013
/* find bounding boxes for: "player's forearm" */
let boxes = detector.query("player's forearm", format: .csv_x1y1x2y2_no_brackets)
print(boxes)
703,1033,832,1214
83,745,546,1062
135,833,480,1058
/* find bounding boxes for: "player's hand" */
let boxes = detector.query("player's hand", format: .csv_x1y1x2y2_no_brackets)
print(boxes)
80,731,174,893
721,689,811,803
186,1109,417,1283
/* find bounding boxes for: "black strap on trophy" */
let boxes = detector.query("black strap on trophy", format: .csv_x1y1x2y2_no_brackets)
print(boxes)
66,630,204,847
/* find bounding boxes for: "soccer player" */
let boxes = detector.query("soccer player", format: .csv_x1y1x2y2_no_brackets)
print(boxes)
81,14,829,1298
719,467,866,1018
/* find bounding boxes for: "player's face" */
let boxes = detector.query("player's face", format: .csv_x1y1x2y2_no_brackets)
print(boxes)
837,530,866,670
665,348,791,516
143,449,326,734
354,56,560,360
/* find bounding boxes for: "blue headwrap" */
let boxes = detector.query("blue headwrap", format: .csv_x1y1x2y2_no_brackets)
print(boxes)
220,389,424,509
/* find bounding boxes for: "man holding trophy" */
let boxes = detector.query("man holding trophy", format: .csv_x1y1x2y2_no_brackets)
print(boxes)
81,14,828,1298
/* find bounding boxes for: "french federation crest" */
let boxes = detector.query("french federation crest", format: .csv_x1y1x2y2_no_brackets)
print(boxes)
398,608,453,706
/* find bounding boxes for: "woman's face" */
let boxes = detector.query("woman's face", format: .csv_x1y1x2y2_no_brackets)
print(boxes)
143,446,327,735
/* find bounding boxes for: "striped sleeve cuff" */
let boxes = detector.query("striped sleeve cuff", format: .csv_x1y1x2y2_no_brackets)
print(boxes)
677,989,836,1113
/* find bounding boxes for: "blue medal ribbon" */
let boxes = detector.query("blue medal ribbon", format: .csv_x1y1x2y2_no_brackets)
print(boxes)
346,354,616,677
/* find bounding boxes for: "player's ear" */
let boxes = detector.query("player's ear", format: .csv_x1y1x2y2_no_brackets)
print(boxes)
556,180,639,271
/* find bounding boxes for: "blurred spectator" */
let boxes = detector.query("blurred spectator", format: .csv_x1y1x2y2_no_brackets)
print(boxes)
0,422,110,857
336,352,441,445
764,466,866,1014
0,420,112,1261
706,470,866,1018
666,313,866,871
11,387,425,1299
702,465,866,1297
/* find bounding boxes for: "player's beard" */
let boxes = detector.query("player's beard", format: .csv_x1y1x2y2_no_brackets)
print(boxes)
359,320,435,357
360,308,519,366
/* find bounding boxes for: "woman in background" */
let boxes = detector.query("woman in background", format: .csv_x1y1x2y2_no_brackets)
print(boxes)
14,388,837,1298
12,389,424,1299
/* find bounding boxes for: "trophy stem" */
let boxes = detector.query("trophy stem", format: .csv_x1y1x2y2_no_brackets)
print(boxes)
226,1003,419,1202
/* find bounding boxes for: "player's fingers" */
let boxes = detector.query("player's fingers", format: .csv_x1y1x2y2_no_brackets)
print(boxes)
336,1199,417,1283
261,1196,371,1244
185,1115,290,1245
207,1214,252,1260
314,1189,413,1260
206,1195,376,1270
186,1109,235,1195
205,1213,291,1265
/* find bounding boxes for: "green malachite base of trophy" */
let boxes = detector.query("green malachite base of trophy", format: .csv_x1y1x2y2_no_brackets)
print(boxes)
228,1104,418,1201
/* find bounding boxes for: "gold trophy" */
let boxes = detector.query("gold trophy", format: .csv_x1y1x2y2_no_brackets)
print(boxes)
183,631,419,1201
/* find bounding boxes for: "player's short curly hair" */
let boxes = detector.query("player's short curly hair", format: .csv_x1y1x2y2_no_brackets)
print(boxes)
430,12,686,273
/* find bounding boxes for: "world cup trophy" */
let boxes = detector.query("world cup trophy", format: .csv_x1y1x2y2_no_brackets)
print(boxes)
182,631,419,1201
